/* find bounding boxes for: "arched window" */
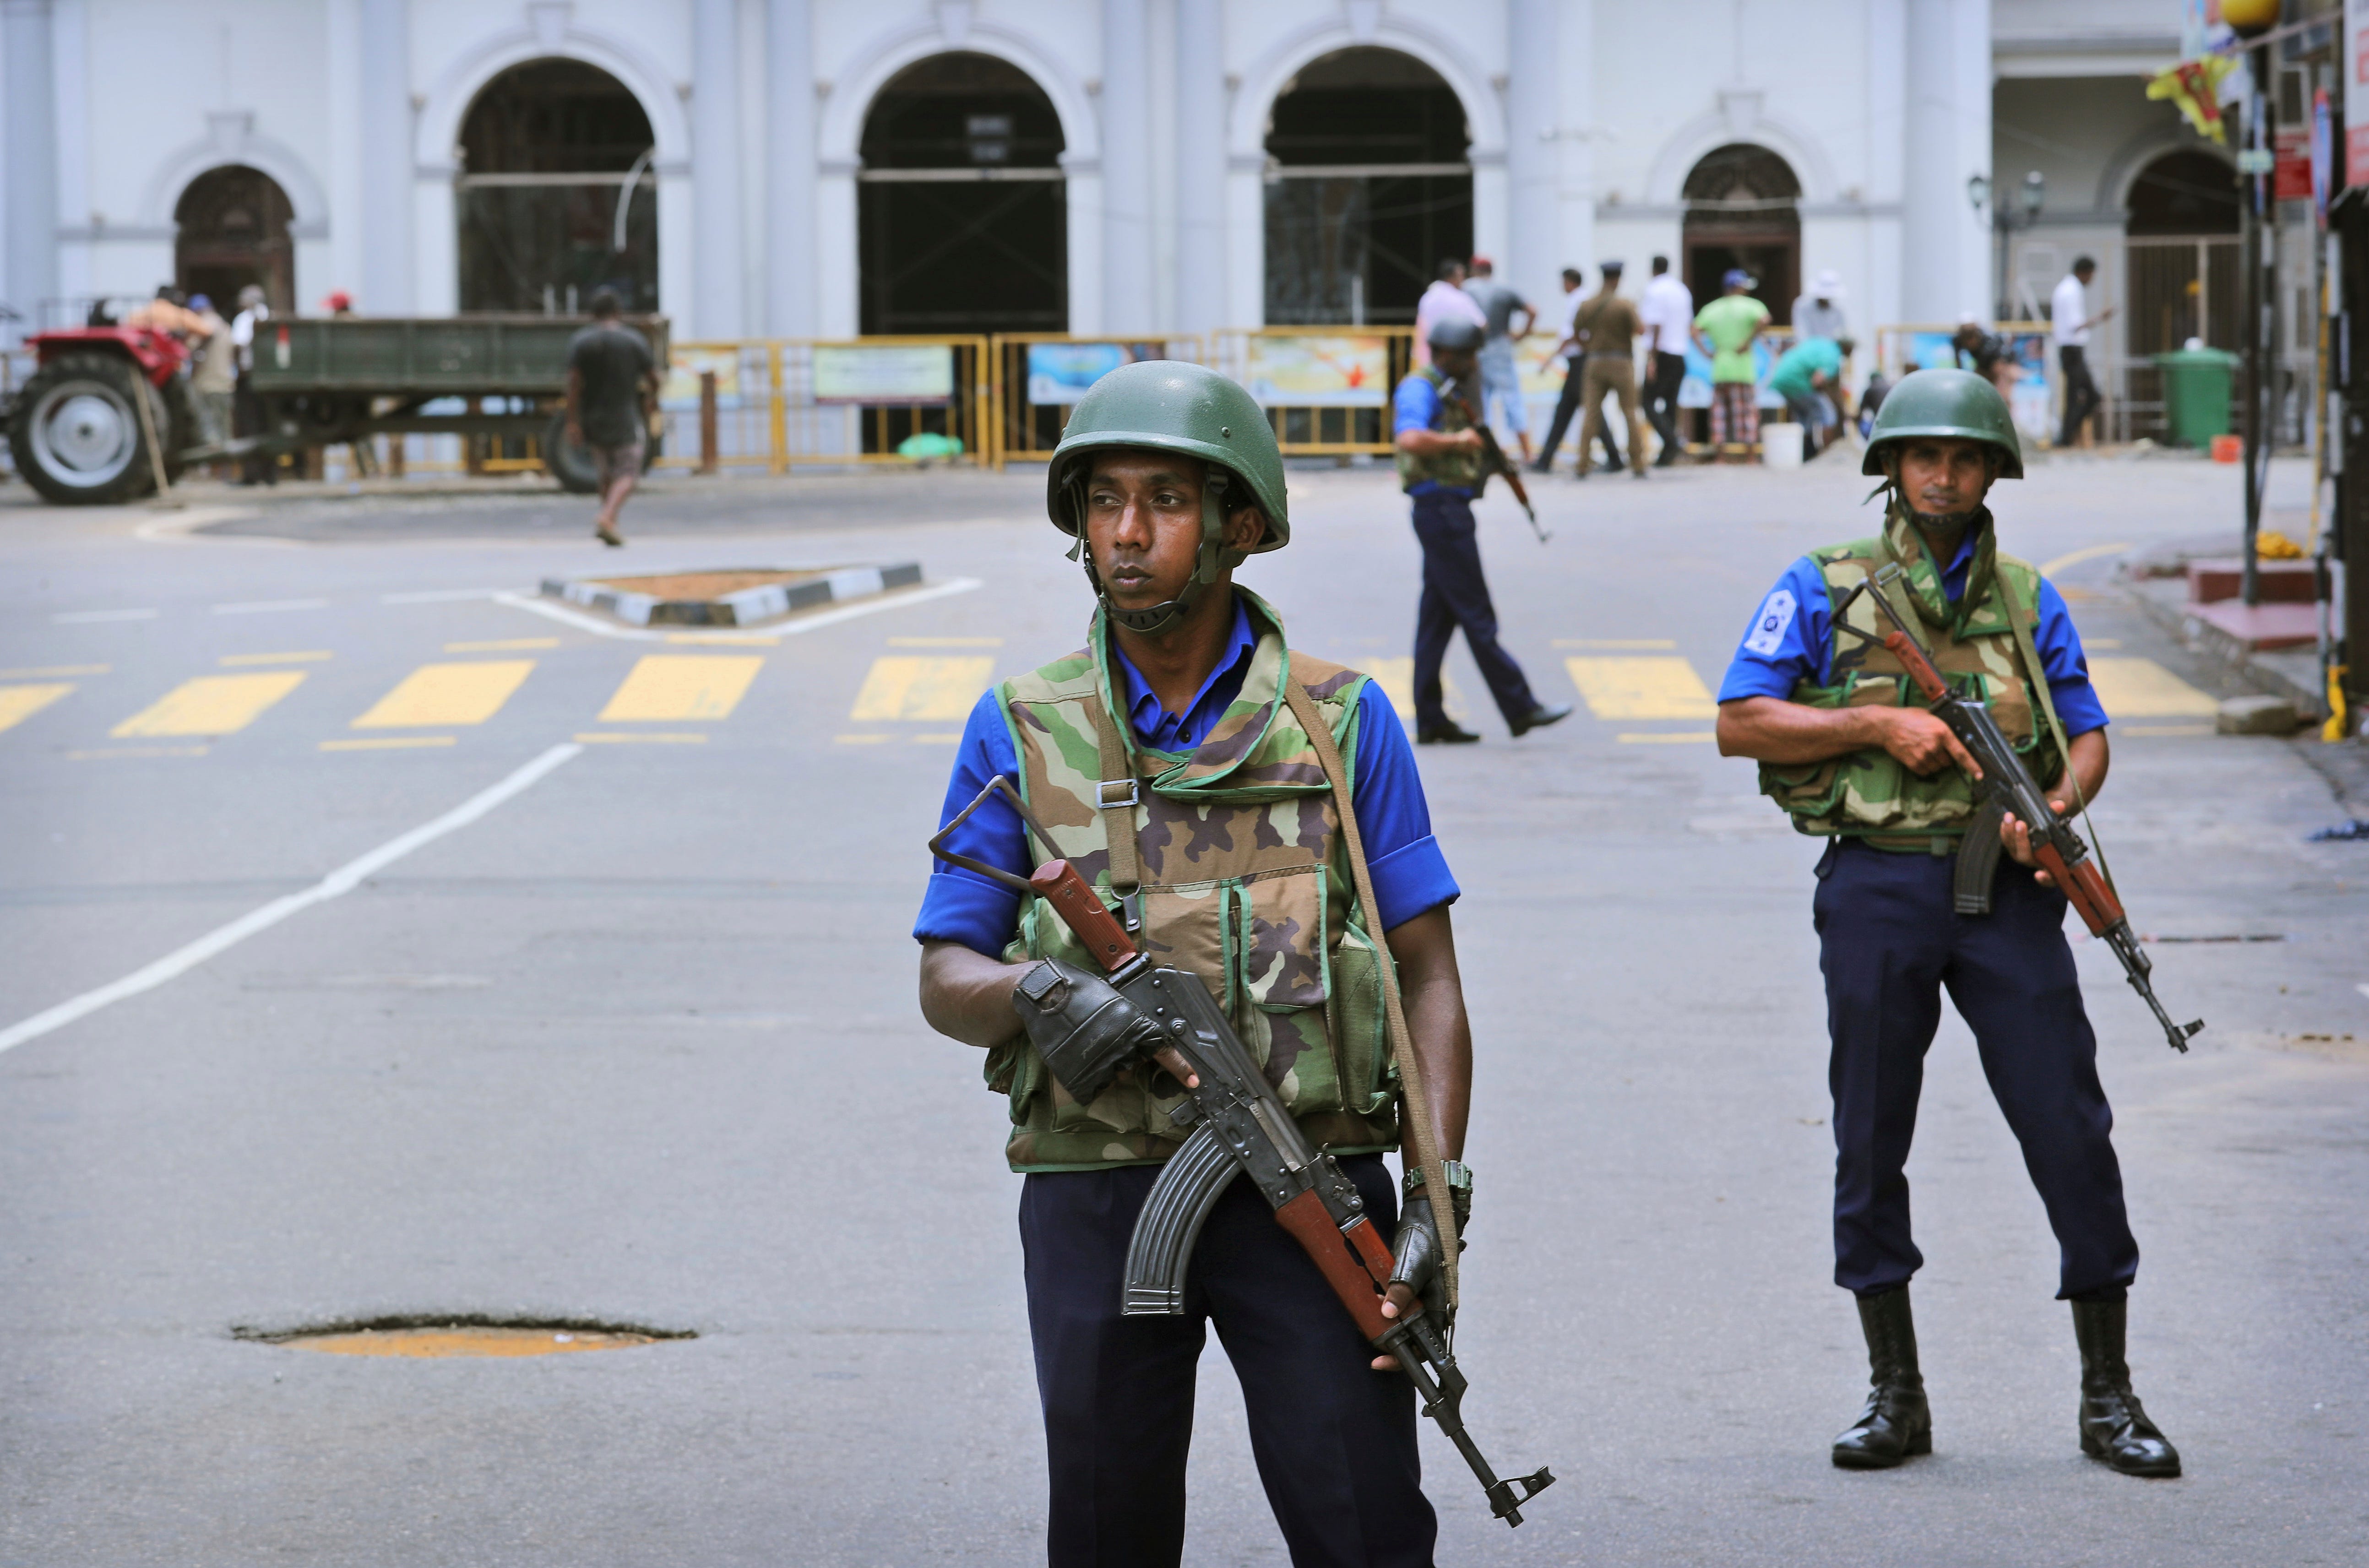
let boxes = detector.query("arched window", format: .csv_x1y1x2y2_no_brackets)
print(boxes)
456,59,657,313
1681,143,1801,325
175,166,294,313
1263,48,1471,325
858,52,1067,335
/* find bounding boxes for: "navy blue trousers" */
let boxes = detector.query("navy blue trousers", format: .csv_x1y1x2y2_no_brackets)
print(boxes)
1021,1154,1436,1568
1813,839,2140,1299
1409,490,1540,731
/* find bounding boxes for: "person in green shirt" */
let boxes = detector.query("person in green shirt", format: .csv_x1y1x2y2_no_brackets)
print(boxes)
1693,270,1772,458
1768,335,1855,459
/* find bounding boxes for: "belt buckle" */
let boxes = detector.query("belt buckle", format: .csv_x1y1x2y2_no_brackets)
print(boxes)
1098,778,1140,810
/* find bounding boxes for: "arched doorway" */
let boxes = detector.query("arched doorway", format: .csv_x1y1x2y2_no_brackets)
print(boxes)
1681,144,1801,325
456,58,657,313
2124,148,2240,440
858,52,1067,335
1262,47,1471,325
174,166,294,312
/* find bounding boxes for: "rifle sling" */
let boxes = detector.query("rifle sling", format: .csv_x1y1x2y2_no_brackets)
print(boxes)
1088,697,1142,921
1993,566,2114,892
1282,662,1461,1309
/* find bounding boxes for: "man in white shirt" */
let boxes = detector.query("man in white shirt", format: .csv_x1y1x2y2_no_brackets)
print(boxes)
2051,256,2114,447
1637,255,1694,467
1792,269,1849,344
1412,256,1487,370
228,284,274,485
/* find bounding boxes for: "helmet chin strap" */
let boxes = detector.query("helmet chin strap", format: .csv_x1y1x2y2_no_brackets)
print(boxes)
1074,469,1242,639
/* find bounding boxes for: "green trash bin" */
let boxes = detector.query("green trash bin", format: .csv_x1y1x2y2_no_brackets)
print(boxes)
2152,347,2239,448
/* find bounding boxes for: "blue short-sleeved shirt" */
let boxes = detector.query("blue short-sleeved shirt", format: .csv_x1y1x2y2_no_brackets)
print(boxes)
1392,373,1472,499
914,607,1460,957
1717,533,2109,737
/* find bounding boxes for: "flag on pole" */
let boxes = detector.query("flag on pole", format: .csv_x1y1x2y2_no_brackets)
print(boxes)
2147,56,2239,144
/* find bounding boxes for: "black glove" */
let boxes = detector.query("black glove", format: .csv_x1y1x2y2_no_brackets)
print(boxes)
1011,958,1170,1105
1390,1162,1473,1325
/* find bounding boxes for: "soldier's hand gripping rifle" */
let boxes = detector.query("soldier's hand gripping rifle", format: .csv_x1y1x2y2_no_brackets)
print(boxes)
1450,391,1552,544
1836,564,2203,1053
930,776,1556,1527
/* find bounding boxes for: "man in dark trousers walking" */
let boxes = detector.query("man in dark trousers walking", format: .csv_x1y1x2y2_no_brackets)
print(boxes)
1392,315,1570,745
565,288,657,547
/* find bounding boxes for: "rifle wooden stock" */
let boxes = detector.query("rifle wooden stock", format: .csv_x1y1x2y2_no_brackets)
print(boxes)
1884,630,1952,701
1029,859,1139,968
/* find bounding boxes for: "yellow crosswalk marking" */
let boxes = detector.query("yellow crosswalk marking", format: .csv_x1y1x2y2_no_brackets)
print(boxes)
1565,656,1716,720
353,661,536,729
1361,656,1465,722
599,655,764,722
2087,657,2218,719
113,672,306,737
849,656,994,721
0,684,75,733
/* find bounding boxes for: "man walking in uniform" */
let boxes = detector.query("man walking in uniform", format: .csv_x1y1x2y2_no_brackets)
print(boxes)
2053,256,2113,447
1393,317,1570,745
1532,267,1625,476
915,360,1480,1564
1713,369,2181,1480
1637,256,1693,466
1570,262,1647,481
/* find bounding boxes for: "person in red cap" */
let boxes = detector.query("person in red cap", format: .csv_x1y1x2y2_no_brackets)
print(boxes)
323,291,354,315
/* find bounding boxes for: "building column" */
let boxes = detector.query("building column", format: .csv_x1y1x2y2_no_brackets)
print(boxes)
356,0,412,313
1506,0,1557,305
1173,0,1223,336
1099,0,1152,335
766,0,815,338
3,0,58,339
692,0,744,336
1901,0,1991,322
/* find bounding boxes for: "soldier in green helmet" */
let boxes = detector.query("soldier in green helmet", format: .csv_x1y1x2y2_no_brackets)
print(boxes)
1714,369,2182,1479
913,360,1480,1563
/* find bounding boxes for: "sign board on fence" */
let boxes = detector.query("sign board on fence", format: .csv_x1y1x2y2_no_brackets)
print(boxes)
1027,342,1133,403
1243,334,1390,407
664,347,742,406
1883,328,2055,446
812,345,955,405
2349,0,2369,189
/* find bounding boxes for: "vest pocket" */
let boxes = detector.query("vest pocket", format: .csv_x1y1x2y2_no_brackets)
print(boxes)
1326,919,1394,1118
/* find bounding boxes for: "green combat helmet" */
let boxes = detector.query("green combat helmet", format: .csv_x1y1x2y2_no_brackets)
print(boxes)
1047,360,1289,635
1862,367,2025,480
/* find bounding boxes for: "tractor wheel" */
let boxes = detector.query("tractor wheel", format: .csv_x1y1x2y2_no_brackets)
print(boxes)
5,353,163,504
542,412,662,494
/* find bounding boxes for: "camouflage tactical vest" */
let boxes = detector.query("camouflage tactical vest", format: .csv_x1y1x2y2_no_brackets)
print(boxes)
1396,366,1486,494
1758,505,2065,849
986,591,1400,1172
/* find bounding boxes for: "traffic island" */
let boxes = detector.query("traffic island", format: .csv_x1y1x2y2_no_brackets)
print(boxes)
540,563,924,627
236,1314,695,1359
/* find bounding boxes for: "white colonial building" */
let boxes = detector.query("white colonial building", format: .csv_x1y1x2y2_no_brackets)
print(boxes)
2,0,2219,418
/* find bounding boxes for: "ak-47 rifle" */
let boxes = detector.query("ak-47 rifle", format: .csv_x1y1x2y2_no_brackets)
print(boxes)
1836,564,2203,1053
930,777,1556,1527
1448,390,1551,544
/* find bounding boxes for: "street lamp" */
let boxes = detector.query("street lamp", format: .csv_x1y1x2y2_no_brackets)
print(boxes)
1969,171,2046,320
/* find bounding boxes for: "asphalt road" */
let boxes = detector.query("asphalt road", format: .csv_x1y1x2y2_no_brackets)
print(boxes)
1,453,2364,1567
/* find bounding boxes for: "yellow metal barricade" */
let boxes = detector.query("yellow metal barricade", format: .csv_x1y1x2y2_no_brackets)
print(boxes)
988,335,1206,468
652,336,996,471
1208,327,1413,457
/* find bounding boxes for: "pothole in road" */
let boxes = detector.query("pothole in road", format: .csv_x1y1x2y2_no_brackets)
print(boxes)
237,1315,695,1358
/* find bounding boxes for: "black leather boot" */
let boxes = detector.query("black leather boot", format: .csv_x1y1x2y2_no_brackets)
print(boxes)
2072,1297,2181,1477
1831,1286,1932,1469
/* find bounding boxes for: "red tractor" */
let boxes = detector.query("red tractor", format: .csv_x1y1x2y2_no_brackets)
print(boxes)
5,326,199,504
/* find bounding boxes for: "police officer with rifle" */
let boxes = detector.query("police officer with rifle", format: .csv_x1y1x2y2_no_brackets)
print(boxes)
915,361,1550,1565
1713,369,2187,1479
1392,315,1569,745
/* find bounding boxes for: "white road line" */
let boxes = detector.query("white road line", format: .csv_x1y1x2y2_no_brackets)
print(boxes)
490,577,984,641
212,598,331,615
0,743,584,1056
53,608,159,624
382,588,505,604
